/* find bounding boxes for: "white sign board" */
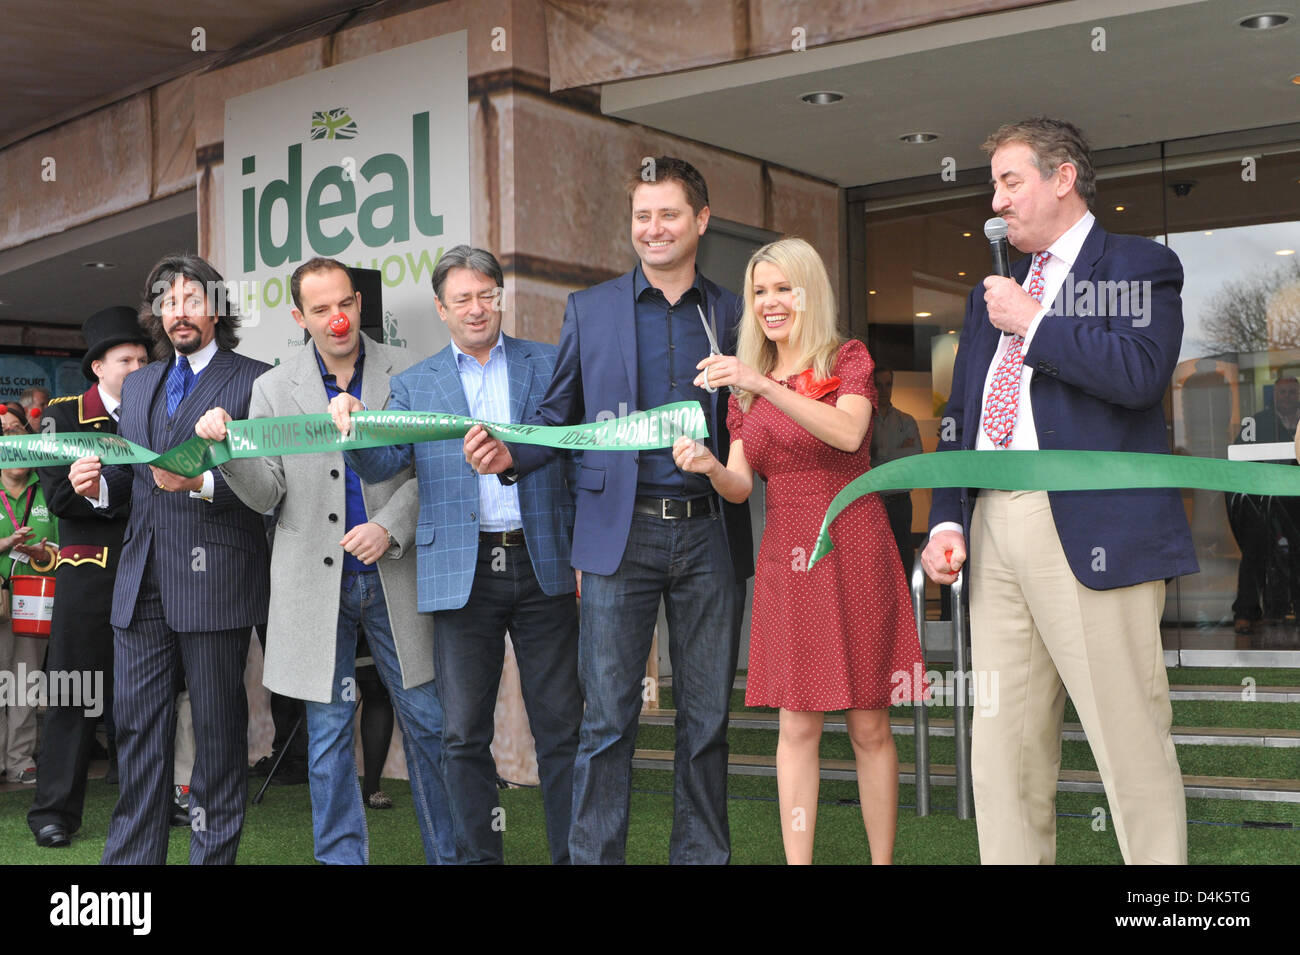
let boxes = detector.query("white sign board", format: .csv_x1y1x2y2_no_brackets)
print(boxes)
223,32,469,365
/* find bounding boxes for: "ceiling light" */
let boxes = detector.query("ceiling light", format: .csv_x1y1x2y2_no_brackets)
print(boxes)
1278,249,1297,255
868,289,877,295
83,261,116,270
1291,74,1300,85
1238,13,1290,29
957,271,967,276
1204,231,1214,236
962,231,972,237
915,311,932,318
800,91,843,105
1114,205,1126,212
899,132,939,144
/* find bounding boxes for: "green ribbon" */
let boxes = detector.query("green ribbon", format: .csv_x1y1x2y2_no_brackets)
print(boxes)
808,449,1300,569
0,401,709,478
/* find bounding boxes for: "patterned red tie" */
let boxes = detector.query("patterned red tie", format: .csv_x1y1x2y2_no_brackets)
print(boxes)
982,251,1051,448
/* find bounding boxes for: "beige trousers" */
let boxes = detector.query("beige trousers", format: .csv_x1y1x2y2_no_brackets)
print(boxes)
0,620,46,778
969,490,1187,865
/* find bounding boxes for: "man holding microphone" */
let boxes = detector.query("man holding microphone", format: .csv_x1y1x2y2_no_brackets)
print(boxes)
921,118,1196,865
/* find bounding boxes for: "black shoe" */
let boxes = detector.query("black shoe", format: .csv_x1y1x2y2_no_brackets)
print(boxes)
36,824,70,848
105,759,119,785
170,785,190,827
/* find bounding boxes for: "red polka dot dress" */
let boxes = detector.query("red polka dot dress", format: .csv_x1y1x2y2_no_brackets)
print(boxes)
730,339,925,711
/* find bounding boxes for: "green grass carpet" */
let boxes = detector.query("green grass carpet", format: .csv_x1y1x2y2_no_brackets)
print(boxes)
1165,667,1300,686
637,725,1300,780
660,690,1300,730
3,770,1295,864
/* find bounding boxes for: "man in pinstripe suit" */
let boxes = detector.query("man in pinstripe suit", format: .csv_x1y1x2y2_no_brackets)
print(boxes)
71,253,271,865
329,246,581,865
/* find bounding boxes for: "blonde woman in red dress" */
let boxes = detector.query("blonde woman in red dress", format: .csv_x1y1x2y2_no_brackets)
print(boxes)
673,237,924,864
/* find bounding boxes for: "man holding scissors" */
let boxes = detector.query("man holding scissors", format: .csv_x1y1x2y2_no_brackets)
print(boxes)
464,156,754,864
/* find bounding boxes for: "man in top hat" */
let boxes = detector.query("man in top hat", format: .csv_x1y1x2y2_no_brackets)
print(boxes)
27,306,149,848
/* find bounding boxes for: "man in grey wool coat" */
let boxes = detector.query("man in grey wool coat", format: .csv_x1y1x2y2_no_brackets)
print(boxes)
194,256,454,864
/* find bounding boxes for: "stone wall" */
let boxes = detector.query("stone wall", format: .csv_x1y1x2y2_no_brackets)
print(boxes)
2,0,842,784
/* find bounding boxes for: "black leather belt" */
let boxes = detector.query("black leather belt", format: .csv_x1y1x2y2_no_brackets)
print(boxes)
633,495,716,519
480,529,526,546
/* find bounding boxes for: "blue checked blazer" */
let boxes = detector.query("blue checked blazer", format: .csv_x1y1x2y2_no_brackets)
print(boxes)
346,335,576,612
107,348,273,631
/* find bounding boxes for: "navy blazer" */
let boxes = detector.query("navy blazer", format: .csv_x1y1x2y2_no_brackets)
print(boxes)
929,222,1198,590
346,334,577,611
512,269,755,580
107,348,273,631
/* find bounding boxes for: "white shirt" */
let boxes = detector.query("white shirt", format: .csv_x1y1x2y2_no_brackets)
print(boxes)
98,385,120,422
451,333,523,532
974,210,1095,452
180,341,219,501
932,210,1095,539
180,339,219,377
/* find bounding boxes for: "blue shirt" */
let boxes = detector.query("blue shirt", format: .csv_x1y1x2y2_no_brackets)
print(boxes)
452,334,523,532
313,341,371,573
633,264,712,498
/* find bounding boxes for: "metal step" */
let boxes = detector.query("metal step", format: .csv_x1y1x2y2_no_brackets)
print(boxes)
641,709,1300,748
1168,686,1300,703
630,749,1300,803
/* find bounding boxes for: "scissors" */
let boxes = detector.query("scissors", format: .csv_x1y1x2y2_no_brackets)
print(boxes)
697,303,722,393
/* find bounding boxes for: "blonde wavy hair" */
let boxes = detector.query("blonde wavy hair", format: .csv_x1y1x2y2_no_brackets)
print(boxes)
733,237,843,411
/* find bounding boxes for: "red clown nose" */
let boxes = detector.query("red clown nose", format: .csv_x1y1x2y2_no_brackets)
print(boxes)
328,313,351,335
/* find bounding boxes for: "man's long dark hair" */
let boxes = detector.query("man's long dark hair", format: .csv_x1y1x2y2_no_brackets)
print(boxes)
138,253,242,362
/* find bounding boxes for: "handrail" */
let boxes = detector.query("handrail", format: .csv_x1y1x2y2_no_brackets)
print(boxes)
908,555,973,819
910,552,930,816
950,570,973,820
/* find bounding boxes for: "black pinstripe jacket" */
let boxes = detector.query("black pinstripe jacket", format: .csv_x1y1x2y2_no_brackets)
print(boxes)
107,348,272,632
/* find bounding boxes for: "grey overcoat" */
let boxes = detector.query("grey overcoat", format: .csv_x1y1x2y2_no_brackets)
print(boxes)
218,335,434,703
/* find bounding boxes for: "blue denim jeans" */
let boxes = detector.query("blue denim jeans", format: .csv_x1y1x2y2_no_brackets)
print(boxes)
304,571,456,864
434,540,581,864
570,510,740,864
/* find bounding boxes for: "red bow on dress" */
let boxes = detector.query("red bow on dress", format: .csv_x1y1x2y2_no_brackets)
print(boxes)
792,369,841,400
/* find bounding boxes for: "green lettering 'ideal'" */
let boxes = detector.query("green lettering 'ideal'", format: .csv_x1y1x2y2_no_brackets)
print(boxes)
358,154,409,248
412,112,444,238
242,155,257,272
258,143,303,267
306,165,357,256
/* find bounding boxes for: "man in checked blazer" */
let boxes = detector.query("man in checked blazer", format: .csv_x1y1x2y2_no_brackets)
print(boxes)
70,253,271,865
195,257,455,864
329,245,581,865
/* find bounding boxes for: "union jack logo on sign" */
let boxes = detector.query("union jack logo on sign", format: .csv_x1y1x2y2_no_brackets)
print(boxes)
310,108,358,141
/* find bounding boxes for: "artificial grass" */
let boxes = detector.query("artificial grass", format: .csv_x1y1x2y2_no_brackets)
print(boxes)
5,770,1293,864
658,690,1300,730
1165,666,1300,687
635,725,1300,781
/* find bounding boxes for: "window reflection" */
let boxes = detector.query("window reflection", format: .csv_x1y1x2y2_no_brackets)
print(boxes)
854,139,1300,659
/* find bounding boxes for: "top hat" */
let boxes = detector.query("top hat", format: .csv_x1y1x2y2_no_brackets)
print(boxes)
82,306,150,380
